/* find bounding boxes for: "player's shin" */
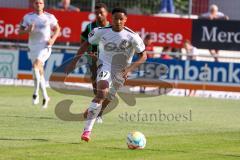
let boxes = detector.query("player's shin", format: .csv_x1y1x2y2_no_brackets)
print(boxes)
33,68,41,96
40,75,48,99
84,102,102,132
98,99,110,117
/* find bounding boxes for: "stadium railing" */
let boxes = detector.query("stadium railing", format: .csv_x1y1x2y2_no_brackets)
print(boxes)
0,41,239,63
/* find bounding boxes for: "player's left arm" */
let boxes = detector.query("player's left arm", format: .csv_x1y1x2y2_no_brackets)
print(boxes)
48,23,60,46
48,15,61,46
123,34,147,79
123,51,147,79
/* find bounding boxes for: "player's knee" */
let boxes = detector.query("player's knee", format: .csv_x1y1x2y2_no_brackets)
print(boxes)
97,80,109,89
95,90,107,101
93,80,109,102
33,62,38,69
97,80,109,92
39,69,44,76
33,60,42,69
93,89,108,103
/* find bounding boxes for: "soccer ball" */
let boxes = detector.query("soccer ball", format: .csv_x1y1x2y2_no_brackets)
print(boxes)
126,131,146,149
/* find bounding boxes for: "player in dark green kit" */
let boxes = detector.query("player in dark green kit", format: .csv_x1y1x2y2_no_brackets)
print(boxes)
81,3,110,123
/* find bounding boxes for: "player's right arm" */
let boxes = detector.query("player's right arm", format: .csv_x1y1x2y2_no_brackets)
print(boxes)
80,24,94,55
65,28,101,73
18,15,34,35
65,41,90,74
74,27,101,61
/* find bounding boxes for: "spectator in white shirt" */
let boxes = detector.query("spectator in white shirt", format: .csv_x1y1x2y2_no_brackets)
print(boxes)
200,4,229,62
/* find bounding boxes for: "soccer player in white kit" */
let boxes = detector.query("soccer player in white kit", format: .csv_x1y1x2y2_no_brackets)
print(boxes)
19,0,60,108
66,8,147,141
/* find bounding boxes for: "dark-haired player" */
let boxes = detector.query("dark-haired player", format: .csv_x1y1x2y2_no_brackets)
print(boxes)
66,8,147,141
81,3,110,123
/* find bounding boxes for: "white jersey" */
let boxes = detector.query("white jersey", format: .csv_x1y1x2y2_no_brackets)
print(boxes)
88,26,145,69
201,12,225,19
21,12,58,46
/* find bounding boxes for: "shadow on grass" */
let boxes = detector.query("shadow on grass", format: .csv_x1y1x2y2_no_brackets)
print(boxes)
0,138,49,142
215,153,240,158
0,115,55,120
68,142,81,145
103,146,188,153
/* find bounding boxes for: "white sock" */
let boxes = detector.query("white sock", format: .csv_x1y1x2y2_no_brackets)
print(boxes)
33,68,40,96
40,75,48,99
84,102,102,131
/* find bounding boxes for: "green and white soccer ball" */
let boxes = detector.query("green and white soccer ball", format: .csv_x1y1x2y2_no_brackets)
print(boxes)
126,131,146,149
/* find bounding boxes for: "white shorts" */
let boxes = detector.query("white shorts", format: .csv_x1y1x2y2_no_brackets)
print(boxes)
97,64,125,100
28,45,51,65
96,64,112,85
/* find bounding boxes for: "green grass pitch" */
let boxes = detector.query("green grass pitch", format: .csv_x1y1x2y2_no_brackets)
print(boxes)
0,86,240,160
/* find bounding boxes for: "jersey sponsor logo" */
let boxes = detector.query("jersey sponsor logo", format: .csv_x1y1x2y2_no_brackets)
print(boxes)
104,40,132,52
119,40,132,50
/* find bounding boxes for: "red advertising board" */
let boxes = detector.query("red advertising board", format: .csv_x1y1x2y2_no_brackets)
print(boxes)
0,8,89,43
126,15,192,48
0,8,192,48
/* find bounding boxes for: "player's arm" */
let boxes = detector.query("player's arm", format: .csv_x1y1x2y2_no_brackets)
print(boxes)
48,15,61,46
81,24,98,60
122,51,147,79
65,41,90,74
122,34,147,79
80,24,98,56
18,24,34,35
72,41,90,65
18,17,34,35
65,28,100,73
74,27,100,62
48,23,61,46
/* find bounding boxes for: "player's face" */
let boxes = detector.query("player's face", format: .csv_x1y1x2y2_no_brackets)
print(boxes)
33,0,44,12
95,8,108,23
112,12,127,32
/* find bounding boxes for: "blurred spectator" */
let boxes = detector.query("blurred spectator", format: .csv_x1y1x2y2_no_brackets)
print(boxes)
171,47,182,60
183,40,197,61
183,40,198,96
200,4,229,20
159,0,175,13
200,4,229,62
160,46,172,60
143,34,154,58
55,0,80,12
